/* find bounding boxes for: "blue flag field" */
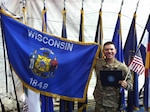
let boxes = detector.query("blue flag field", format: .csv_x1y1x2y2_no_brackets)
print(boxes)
0,9,100,102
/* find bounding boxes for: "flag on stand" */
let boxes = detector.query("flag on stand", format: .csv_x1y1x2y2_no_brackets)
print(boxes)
112,11,126,111
40,1,54,112
143,15,150,112
59,7,74,112
21,1,41,112
0,8,100,102
78,6,87,112
94,8,103,58
123,12,140,111
124,12,137,66
112,12,124,62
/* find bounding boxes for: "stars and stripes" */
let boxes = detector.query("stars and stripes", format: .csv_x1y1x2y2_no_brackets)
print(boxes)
128,55,145,75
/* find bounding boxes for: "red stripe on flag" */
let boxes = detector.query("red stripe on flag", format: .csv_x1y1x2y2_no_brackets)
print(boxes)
128,55,145,74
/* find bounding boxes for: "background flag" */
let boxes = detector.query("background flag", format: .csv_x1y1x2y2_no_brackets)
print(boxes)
40,0,54,111
123,12,140,111
112,11,126,111
128,1,145,75
94,8,103,58
21,1,41,111
112,12,124,62
143,15,150,111
0,9,99,102
78,4,87,112
59,5,74,112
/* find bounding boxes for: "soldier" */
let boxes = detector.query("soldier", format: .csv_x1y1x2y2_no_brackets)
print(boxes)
93,41,133,112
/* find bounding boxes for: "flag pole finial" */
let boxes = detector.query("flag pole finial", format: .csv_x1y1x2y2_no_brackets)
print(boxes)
43,0,46,8
119,0,124,12
101,0,104,9
135,0,140,12
64,0,66,9
82,0,84,9
22,0,26,8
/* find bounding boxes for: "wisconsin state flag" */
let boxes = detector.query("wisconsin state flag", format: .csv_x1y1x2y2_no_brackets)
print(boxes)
0,9,100,102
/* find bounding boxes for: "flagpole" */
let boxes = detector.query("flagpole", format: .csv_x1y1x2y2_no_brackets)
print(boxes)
120,0,124,12
124,9,138,112
135,0,140,13
78,1,87,112
22,0,27,24
61,0,67,38
63,0,66,10
0,97,5,112
99,0,104,55
94,0,104,58
0,7,21,112
124,0,139,65
60,0,74,111
100,0,104,8
9,65,20,112
42,0,47,32
126,0,146,68
127,0,139,55
82,0,84,10
113,1,126,111
41,1,54,112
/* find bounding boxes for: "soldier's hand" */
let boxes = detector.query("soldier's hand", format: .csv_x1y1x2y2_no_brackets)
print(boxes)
119,80,128,88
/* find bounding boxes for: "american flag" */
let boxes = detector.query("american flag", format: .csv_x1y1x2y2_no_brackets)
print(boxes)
128,53,145,75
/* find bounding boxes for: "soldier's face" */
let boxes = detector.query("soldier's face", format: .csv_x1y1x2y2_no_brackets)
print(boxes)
103,44,116,59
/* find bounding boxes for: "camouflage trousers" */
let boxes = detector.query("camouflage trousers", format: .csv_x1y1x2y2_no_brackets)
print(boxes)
95,102,120,112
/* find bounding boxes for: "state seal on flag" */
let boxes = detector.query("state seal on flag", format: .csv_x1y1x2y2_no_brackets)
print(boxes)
29,47,58,78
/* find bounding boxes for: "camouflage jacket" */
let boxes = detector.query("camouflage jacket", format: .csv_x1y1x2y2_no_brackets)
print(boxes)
93,58,133,108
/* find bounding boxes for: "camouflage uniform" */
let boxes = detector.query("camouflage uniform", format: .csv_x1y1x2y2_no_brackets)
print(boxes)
93,58,133,112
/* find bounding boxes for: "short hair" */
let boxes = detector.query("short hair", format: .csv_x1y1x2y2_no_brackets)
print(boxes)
103,41,115,47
